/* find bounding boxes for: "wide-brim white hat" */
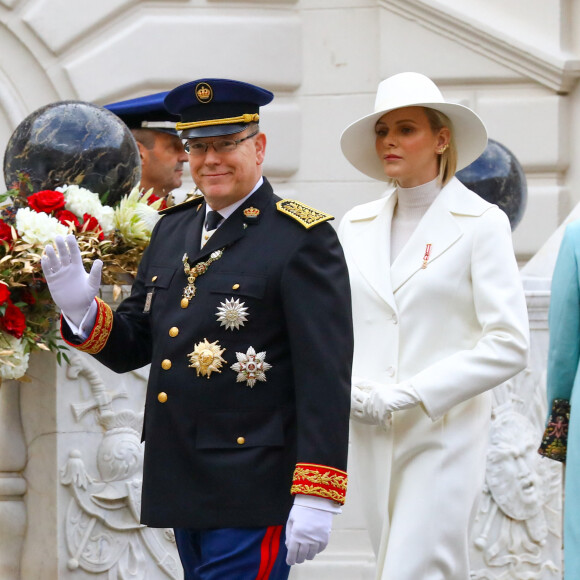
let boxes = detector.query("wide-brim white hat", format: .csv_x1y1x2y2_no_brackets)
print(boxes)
340,72,488,181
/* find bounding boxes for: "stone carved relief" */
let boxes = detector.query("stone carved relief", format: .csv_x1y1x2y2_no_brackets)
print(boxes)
60,353,181,579
470,369,562,580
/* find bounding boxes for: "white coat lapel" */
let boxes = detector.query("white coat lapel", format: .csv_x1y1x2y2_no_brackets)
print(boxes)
348,191,398,310
390,181,464,293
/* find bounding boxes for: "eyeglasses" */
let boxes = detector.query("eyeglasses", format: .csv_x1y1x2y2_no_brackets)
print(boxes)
183,130,259,156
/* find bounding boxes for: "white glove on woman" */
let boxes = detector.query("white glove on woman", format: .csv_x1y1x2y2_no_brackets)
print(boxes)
352,377,422,428
41,234,102,327
285,496,336,565
350,381,381,425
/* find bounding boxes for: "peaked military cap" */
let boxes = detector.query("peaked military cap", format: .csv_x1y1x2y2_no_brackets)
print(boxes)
164,78,274,138
105,91,180,136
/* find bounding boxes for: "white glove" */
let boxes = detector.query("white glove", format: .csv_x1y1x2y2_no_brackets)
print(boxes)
285,502,333,565
351,384,382,426
353,378,421,428
41,234,103,327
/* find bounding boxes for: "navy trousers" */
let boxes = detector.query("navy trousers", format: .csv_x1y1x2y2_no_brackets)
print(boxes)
174,526,291,580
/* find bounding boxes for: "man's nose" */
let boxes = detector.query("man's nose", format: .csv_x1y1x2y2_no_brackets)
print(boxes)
203,145,222,163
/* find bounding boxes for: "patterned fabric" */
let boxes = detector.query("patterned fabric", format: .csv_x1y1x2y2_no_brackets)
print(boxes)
60,298,113,354
291,463,348,505
276,199,333,229
539,398,571,463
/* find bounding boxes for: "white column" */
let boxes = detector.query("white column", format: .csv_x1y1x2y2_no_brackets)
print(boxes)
0,380,27,579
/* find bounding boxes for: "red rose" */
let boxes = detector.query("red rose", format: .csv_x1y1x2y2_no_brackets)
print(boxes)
0,221,13,244
55,209,80,228
0,284,9,305
21,289,36,306
28,190,66,213
0,300,26,339
81,214,104,241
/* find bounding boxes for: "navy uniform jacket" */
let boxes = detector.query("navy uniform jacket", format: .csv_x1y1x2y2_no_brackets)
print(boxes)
63,178,353,529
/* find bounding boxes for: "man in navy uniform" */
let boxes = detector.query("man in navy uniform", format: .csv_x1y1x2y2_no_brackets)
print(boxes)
105,91,189,203
42,78,352,579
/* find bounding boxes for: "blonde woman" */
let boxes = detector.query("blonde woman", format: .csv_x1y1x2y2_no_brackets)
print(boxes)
338,72,529,579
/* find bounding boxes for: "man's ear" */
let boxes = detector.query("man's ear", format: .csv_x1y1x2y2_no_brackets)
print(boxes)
255,132,267,166
136,141,148,164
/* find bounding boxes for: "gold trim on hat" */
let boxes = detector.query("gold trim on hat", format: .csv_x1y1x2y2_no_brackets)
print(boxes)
176,113,259,131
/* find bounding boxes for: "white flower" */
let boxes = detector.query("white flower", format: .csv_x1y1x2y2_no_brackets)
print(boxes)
61,185,114,235
113,186,162,245
15,207,68,246
96,205,114,235
0,332,30,380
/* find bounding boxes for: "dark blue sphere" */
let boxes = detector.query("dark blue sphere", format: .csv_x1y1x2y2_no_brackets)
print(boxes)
3,100,140,205
456,139,527,230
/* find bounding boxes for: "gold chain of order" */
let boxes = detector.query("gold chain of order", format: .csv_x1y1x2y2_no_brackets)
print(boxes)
181,249,224,307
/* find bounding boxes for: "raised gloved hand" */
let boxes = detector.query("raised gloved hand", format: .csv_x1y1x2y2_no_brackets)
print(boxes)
285,502,333,565
41,234,103,327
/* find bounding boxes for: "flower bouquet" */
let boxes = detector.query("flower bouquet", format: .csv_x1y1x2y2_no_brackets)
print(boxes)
0,173,163,381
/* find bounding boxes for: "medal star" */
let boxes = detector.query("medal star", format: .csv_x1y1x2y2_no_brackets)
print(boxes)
231,346,272,388
188,339,226,378
216,298,249,331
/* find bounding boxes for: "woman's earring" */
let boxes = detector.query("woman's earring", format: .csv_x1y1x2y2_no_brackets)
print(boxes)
436,144,449,154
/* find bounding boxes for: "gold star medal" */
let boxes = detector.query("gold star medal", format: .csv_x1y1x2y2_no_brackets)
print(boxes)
216,298,249,331
188,339,226,378
231,346,272,388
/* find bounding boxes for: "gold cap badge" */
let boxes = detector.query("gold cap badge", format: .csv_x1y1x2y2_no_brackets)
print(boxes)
196,82,213,103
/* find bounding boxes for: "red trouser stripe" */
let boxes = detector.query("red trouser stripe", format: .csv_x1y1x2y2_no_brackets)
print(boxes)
255,525,283,580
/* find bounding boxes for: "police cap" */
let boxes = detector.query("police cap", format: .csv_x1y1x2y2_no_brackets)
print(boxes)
164,78,273,139
105,91,180,136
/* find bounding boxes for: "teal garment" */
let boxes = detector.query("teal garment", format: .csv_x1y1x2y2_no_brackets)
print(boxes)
547,220,580,579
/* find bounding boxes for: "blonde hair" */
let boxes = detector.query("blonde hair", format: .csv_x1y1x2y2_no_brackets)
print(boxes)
423,107,457,186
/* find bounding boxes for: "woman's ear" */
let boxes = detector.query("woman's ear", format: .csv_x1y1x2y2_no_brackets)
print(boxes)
437,127,451,149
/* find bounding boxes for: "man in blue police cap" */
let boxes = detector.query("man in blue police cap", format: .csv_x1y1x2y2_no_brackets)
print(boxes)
41,78,353,579
105,91,189,203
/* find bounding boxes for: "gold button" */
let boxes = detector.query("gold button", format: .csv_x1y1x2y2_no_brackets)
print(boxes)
152,275,158,282
158,392,167,403
169,327,179,337
161,359,172,370
237,437,245,445
181,298,189,309
232,283,240,290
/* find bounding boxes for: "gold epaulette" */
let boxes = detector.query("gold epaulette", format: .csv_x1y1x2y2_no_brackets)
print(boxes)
159,193,204,215
276,199,334,229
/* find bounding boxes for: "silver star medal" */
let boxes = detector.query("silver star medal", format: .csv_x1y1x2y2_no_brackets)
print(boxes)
231,346,272,388
216,298,249,331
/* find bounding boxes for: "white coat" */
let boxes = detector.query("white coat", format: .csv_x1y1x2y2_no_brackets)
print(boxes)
338,177,529,580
